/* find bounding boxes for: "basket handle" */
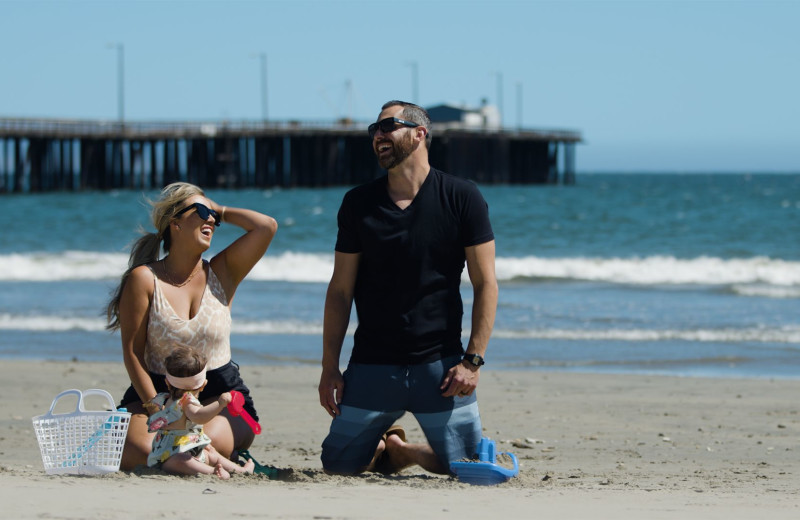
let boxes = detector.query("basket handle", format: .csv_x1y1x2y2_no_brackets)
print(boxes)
46,388,119,416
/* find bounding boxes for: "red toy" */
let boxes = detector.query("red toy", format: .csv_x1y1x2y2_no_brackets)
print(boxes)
227,390,261,434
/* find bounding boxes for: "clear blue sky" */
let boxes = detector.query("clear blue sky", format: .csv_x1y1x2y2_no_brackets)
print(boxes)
2,0,798,172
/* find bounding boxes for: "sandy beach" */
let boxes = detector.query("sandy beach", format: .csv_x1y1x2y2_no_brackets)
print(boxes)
1,359,798,519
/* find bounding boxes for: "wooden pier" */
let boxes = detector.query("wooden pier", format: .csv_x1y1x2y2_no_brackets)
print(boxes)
0,118,581,193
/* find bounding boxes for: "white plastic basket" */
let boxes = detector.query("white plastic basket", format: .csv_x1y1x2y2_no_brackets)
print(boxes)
32,388,131,475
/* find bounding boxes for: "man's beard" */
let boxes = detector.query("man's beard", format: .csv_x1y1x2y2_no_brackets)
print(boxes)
377,132,418,170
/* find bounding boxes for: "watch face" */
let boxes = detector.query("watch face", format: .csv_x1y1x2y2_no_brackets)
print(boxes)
466,354,484,366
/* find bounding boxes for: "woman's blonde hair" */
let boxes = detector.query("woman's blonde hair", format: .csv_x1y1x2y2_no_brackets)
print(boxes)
105,182,206,330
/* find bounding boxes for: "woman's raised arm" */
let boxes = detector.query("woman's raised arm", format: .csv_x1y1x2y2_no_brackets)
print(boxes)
208,203,277,303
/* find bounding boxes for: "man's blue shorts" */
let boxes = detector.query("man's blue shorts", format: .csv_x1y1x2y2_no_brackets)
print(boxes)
320,354,482,475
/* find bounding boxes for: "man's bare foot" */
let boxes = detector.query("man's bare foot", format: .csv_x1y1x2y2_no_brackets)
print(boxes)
382,432,415,473
373,426,416,474
382,429,448,475
214,464,231,480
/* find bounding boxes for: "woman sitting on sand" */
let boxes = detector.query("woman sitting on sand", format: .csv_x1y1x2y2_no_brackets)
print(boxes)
106,182,277,471
147,346,254,479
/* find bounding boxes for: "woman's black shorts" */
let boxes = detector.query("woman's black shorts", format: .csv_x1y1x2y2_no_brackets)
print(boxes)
119,360,259,421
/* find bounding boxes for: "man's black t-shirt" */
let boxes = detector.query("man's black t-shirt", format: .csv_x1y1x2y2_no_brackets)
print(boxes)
335,168,494,365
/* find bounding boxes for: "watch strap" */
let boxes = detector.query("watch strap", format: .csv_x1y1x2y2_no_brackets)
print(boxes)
463,353,485,367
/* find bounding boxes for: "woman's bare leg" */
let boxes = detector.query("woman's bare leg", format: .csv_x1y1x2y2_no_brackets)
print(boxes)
201,408,255,458
119,403,155,471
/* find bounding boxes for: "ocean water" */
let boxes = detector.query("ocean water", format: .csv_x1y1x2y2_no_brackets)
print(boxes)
1,173,798,379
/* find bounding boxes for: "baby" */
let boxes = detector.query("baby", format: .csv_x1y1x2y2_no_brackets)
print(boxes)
147,346,255,479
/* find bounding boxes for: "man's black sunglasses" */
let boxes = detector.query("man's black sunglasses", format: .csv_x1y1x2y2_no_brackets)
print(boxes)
367,117,420,138
174,202,221,226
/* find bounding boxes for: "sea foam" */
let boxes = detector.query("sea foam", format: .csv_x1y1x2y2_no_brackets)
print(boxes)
495,255,800,286
1,252,798,288
2,312,798,344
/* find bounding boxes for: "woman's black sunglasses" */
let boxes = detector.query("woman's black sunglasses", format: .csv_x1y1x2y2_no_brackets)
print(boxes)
174,202,221,226
367,117,420,138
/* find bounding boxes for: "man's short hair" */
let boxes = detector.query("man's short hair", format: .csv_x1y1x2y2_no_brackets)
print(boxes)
381,100,432,149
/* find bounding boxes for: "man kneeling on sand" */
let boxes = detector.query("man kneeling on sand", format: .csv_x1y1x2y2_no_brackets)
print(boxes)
317,100,498,474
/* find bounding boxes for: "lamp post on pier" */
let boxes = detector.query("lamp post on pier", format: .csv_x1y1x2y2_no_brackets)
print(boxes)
406,61,419,104
251,52,268,122
494,71,504,128
106,43,124,124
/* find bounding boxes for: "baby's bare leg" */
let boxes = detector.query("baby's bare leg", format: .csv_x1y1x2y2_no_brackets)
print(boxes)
161,452,216,476
214,464,231,479
204,445,254,474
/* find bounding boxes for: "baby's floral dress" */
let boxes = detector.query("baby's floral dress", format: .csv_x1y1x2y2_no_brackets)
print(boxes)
146,392,212,467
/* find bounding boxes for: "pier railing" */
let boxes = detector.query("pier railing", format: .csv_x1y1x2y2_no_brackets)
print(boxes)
0,117,581,140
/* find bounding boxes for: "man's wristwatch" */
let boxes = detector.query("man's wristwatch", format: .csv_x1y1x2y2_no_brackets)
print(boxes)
463,353,485,367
